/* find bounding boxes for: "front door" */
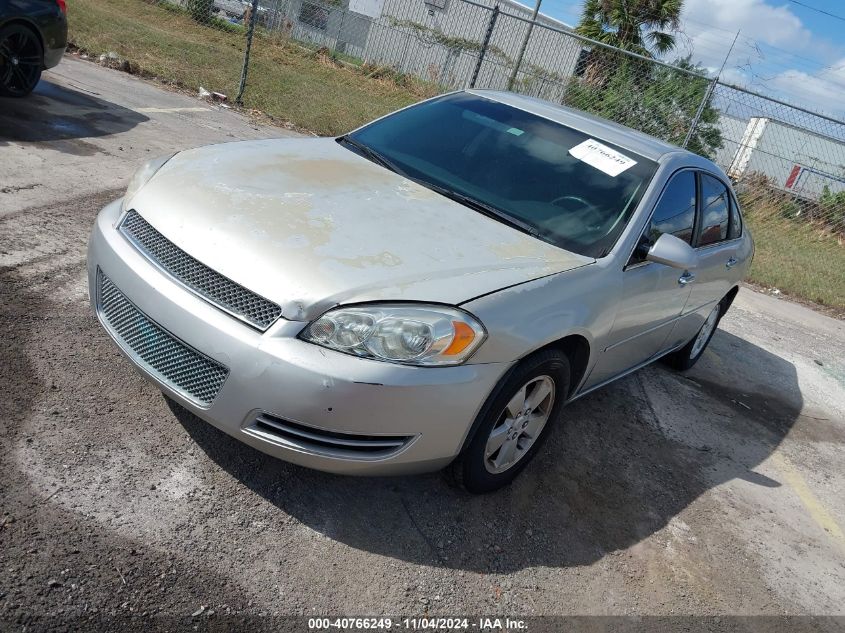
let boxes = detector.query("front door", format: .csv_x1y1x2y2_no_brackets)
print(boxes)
585,169,698,389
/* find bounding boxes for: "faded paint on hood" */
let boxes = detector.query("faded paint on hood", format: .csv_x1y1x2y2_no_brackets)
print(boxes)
128,138,593,321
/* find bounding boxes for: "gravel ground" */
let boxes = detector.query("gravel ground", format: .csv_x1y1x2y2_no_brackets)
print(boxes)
2,59,845,632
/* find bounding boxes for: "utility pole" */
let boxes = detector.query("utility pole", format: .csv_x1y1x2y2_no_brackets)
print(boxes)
682,29,740,149
507,0,542,91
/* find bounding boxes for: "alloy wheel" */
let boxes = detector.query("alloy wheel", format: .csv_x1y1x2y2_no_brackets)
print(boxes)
484,375,555,474
691,304,720,359
0,29,42,97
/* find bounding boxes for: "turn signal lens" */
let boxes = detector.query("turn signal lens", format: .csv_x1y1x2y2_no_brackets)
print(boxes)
442,321,477,356
300,304,486,366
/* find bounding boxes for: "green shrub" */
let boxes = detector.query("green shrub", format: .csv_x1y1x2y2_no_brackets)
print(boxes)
820,185,845,229
185,0,212,23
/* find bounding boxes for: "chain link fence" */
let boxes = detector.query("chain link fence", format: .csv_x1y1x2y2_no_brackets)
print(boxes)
67,0,845,306
714,83,845,236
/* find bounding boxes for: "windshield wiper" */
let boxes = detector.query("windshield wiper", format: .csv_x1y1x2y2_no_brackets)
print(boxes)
338,137,541,240
337,136,407,177
425,184,541,238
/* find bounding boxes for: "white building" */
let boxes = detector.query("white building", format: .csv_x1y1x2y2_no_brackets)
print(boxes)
263,0,585,92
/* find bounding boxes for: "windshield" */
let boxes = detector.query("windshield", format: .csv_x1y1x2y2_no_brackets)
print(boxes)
343,92,658,258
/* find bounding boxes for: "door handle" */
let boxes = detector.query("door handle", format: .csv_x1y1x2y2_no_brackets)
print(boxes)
725,257,738,269
678,271,696,286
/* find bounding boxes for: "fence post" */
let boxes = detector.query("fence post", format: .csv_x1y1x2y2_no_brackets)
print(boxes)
507,0,542,91
236,0,260,106
335,6,346,54
469,5,499,89
682,76,716,150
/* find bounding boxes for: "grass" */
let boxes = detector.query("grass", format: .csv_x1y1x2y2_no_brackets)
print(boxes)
66,0,436,135
744,216,845,312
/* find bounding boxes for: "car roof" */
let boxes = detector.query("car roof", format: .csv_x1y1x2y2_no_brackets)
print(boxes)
465,89,697,163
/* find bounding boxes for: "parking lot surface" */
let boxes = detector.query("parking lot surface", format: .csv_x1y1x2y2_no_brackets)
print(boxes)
2,58,845,626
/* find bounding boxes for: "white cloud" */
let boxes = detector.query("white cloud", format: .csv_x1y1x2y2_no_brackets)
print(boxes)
683,0,811,50
765,60,845,115
717,66,751,86
672,0,845,115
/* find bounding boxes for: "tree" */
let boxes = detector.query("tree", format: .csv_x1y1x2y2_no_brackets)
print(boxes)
564,57,723,159
575,0,684,88
575,0,683,57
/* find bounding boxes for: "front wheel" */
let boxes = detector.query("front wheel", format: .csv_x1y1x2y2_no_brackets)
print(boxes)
453,350,569,494
0,25,44,98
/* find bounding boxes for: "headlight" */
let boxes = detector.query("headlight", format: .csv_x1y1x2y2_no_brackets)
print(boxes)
120,153,176,212
300,304,486,366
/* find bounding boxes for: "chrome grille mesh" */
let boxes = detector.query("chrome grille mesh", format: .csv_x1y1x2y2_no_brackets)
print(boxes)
97,272,229,407
120,210,282,330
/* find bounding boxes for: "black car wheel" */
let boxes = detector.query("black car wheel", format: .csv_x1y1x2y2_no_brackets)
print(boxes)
0,24,43,98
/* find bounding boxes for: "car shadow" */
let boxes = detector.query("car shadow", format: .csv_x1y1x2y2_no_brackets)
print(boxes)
0,77,148,154
169,327,803,573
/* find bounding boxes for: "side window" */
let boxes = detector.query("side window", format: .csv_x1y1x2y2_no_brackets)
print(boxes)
728,193,743,239
629,171,696,264
698,174,730,246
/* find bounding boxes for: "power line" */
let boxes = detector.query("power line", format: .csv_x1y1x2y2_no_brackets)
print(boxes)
787,0,845,22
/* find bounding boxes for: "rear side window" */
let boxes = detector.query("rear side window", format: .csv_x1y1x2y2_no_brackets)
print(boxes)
698,174,730,246
630,170,696,264
728,194,743,239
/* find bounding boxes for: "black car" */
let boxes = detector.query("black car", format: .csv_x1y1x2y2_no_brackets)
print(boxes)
0,0,67,97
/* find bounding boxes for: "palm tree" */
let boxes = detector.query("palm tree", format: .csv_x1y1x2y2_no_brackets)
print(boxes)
576,0,683,58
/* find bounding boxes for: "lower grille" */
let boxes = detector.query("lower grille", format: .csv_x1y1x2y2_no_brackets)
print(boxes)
248,413,413,459
97,271,229,407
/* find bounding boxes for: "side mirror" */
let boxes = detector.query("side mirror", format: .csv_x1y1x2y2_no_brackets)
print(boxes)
646,233,698,270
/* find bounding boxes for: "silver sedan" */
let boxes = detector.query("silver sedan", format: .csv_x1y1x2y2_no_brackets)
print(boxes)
87,90,753,492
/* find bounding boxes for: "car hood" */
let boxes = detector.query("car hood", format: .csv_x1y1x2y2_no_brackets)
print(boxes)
128,138,593,321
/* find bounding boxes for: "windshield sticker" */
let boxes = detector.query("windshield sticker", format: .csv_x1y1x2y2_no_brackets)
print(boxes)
506,127,524,136
568,139,637,177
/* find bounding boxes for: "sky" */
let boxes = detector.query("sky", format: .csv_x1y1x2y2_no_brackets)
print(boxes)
526,0,845,117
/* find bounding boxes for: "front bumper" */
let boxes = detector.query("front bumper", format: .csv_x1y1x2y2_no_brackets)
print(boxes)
87,200,512,475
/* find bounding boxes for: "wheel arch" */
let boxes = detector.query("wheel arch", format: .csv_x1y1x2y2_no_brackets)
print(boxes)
722,285,740,313
0,18,45,57
533,334,591,398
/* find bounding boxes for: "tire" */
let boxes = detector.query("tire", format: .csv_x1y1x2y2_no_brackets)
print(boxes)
0,24,44,98
663,301,722,371
452,349,570,494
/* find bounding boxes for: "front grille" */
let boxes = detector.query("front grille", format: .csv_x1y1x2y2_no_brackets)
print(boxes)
120,210,282,331
97,271,229,407
248,413,413,459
